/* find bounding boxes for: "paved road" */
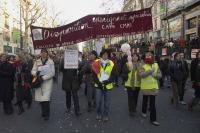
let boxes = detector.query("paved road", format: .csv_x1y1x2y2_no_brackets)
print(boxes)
0,76,199,133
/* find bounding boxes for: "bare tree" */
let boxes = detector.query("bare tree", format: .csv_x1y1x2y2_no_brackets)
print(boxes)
138,0,144,9
100,0,123,13
48,6,62,27
20,0,46,48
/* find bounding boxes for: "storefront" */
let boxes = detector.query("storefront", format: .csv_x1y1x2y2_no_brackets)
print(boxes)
169,15,182,40
185,7,200,41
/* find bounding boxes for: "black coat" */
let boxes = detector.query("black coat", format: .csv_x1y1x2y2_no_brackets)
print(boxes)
15,62,32,102
61,60,80,91
0,61,15,102
170,60,188,82
191,59,200,82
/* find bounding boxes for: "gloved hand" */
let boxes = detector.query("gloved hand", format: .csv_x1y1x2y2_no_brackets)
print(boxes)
152,73,157,78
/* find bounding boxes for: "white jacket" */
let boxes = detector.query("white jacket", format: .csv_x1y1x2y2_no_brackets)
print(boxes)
31,58,55,102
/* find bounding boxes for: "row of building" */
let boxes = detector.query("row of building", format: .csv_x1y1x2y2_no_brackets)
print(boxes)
111,0,200,46
0,0,59,54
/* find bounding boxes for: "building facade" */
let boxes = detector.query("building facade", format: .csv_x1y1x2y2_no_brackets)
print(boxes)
0,0,23,54
162,0,200,42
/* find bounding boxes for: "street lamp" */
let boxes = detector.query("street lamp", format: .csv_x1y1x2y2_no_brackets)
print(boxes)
19,0,23,49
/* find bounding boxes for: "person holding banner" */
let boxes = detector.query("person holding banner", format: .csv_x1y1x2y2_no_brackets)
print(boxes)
121,53,141,116
31,49,55,121
81,50,98,112
93,49,115,122
61,50,81,116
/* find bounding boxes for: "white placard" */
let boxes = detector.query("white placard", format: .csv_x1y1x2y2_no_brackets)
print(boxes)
38,65,50,76
34,49,41,55
96,41,103,55
64,49,78,69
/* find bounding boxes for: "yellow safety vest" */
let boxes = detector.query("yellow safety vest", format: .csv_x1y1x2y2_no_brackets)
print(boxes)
95,60,114,90
125,63,141,88
125,69,134,88
140,63,159,90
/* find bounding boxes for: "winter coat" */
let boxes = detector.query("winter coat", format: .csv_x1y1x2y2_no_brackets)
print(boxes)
61,59,80,91
15,62,32,102
0,61,15,102
191,59,200,82
31,58,55,102
170,60,188,82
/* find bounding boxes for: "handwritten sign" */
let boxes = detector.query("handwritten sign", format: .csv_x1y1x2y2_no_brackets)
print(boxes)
64,50,78,69
191,49,200,59
31,8,153,49
162,48,167,56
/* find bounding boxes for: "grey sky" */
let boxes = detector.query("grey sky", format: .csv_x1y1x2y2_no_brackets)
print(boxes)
48,0,123,24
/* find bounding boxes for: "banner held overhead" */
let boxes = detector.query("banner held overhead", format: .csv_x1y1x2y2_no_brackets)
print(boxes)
31,8,153,49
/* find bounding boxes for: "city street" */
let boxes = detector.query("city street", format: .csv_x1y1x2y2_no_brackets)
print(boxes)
0,76,199,133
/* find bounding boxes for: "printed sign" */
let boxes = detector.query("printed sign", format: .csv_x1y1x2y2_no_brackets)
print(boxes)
64,50,79,69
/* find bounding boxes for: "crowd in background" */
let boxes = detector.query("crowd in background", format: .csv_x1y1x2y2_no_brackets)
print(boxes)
0,47,200,126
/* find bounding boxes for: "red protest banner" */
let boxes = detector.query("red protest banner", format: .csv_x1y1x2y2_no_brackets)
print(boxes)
31,8,153,49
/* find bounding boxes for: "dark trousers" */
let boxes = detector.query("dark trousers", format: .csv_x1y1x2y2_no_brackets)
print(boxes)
40,101,50,118
180,80,186,101
86,81,96,108
190,87,200,108
142,95,157,122
16,89,32,109
127,87,140,113
3,101,13,115
96,88,111,117
172,81,183,105
65,89,80,113
115,76,118,86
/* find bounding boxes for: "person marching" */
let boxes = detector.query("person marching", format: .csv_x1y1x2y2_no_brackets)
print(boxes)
93,49,115,122
14,55,32,115
122,53,141,116
139,51,162,126
188,51,200,110
31,49,55,120
0,54,15,115
169,52,188,106
61,50,81,116
81,50,98,112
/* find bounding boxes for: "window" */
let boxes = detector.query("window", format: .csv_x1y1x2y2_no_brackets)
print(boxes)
188,17,197,29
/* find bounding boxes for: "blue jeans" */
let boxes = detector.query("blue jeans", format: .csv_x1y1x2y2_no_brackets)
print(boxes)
96,88,111,117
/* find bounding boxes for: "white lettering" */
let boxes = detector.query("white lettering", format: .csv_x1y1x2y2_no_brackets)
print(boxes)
43,30,50,40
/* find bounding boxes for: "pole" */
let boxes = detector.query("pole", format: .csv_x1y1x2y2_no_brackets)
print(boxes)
20,0,23,49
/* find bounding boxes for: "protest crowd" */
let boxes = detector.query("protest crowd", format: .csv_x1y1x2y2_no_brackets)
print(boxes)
0,41,200,127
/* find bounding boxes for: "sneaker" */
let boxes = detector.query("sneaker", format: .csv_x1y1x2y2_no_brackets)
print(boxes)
103,117,109,122
179,101,186,105
96,115,102,120
151,121,160,126
141,113,147,118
